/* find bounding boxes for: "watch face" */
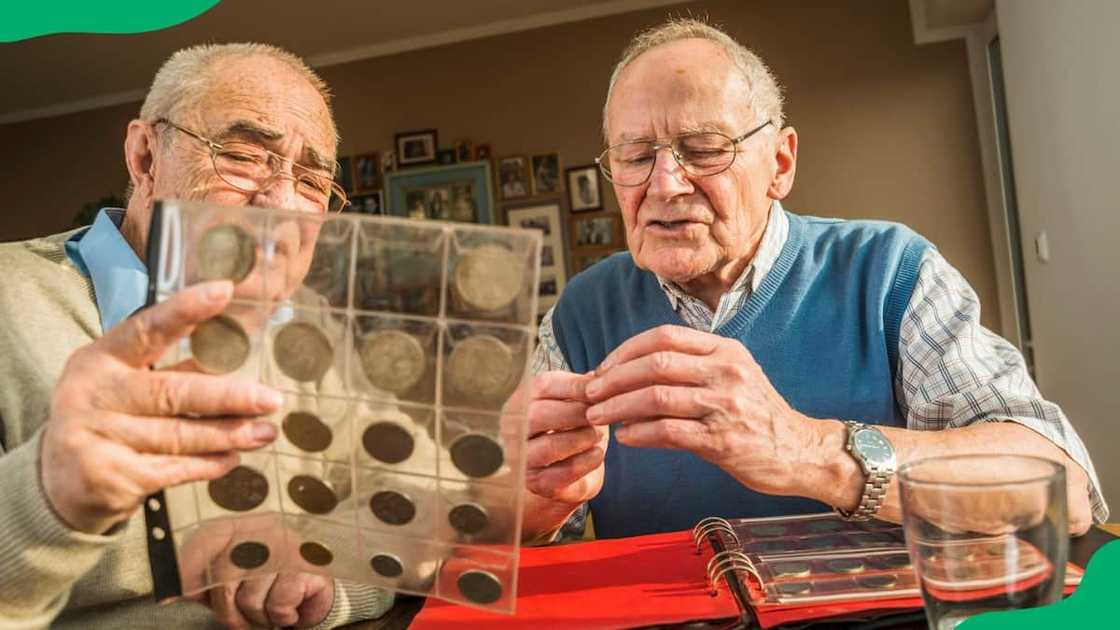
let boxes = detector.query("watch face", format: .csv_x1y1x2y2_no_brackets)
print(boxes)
854,429,894,466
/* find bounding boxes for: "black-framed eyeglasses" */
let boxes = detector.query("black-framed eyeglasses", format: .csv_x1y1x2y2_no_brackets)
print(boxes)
154,118,349,213
595,120,774,187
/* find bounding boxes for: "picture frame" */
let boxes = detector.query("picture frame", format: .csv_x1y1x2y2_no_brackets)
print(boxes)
385,161,494,224
566,164,603,212
436,148,457,165
571,214,621,248
530,153,562,196
348,190,383,215
505,201,568,310
394,129,438,167
353,152,382,192
496,155,530,201
334,156,354,194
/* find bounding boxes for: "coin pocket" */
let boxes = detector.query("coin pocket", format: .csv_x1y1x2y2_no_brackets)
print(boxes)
351,316,438,405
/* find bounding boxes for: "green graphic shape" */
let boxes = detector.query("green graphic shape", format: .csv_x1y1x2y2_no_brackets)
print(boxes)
960,540,1120,629
2,1,220,43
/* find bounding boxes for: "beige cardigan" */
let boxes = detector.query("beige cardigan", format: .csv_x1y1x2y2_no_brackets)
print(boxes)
0,230,393,629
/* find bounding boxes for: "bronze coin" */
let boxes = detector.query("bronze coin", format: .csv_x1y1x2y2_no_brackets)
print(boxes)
370,553,404,578
857,574,899,590
369,490,416,525
770,561,811,578
229,541,270,569
457,569,503,605
299,541,333,566
287,475,338,515
775,582,811,597
282,411,332,452
825,558,865,574
445,335,514,399
453,244,524,312
358,330,426,394
273,322,333,382
449,433,504,478
198,223,257,283
362,421,415,464
190,315,251,374
448,503,489,535
208,465,269,512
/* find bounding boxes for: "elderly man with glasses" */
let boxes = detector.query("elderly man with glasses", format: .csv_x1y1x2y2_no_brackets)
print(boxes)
0,44,393,629
521,19,1107,544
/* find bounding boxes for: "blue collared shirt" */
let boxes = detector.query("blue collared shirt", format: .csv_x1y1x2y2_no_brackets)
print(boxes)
65,208,148,333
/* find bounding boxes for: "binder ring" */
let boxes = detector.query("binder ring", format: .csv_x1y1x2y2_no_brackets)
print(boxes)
692,517,738,552
706,553,761,595
706,550,756,584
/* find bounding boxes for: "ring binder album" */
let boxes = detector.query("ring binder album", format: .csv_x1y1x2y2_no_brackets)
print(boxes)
692,516,738,553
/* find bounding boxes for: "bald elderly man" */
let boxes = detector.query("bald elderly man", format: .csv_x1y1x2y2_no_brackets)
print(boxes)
0,44,393,629
521,19,1107,543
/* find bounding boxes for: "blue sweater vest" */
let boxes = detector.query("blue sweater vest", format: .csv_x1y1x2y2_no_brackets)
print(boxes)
552,211,930,538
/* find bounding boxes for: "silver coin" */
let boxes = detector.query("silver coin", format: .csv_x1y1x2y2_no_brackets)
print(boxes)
749,524,788,538
369,490,416,525
775,582,812,597
299,541,333,566
445,335,514,399
825,558,865,574
359,330,426,394
457,570,503,605
287,475,338,515
230,541,270,569
273,322,333,382
770,561,811,578
208,465,269,512
190,315,250,374
370,553,404,578
453,244,524,312
362,421,415,464
282,411,332,452
874,554,913,570
857,574,898,590
198,223,257,283
448,433,504,478
804,520,846,534
448,503,489,535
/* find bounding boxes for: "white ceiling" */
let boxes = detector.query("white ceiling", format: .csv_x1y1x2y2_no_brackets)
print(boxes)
0,0,687,124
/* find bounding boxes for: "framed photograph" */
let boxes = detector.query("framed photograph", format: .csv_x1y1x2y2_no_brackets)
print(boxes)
573,251,614,274
348,190,384,215
475,144,492,160
505,202,568,310
566,164,603,212
386,161,494,224
394,129,438,167
572,214,621,248
437,148,457,165
335,156,354,194
353,152,382,192
455,139,474,162
496,155,530,201
531,153,562,195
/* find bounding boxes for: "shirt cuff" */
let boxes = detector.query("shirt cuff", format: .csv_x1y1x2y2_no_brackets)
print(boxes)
0,429,125,620
310,579,395,630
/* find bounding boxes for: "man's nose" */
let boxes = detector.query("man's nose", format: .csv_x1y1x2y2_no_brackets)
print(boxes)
252,174,301,212
646,146,693,199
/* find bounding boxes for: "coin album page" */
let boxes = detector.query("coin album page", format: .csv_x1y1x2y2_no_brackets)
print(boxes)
711,513,1083,606
143,200,542,613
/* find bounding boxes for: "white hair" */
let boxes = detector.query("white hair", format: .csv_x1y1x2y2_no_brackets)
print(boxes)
602,17,784,140
139,42,337,144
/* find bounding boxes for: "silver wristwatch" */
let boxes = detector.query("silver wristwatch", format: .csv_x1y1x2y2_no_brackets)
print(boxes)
835,421,896,521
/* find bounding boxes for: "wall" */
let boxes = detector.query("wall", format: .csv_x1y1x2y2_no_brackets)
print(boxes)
997,0,1120,512
0,0,998,329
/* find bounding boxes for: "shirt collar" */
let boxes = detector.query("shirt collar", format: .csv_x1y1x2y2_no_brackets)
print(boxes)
655,200,790,307
65,208,148,332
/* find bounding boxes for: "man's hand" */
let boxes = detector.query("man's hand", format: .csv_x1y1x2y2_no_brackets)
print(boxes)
583,325,815,497
210,573,333,629
40,281,282,534
520,371,608,539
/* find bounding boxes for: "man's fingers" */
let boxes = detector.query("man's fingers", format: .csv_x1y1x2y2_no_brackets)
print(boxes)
293,575,333,628
528,399,591,436
128,451,240,493
585,352,709,402
586,385,706,426
615,418,708,451
116,370,282,418
234,575,277,629
209,582,252,630
100,280,233,368
100,413,276,455
532,371,593,402
527,426,601,469
526,446,604,499
596,325,718,374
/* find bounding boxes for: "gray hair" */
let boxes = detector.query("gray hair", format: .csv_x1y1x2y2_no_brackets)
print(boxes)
139,42,337,144
602,18,784,140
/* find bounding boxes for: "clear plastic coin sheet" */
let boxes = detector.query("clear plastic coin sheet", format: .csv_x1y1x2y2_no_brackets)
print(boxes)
142,199,541,613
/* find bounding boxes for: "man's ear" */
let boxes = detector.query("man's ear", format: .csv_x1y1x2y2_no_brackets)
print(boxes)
767,125,798,200
124,120,158,206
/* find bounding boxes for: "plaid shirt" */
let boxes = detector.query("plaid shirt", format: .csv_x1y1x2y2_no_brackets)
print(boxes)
533,206,1108,539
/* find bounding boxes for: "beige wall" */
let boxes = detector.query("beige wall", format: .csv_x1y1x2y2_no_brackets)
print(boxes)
0,0,999,329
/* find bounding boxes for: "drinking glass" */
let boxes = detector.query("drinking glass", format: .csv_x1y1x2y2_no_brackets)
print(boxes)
898,454,1067,630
